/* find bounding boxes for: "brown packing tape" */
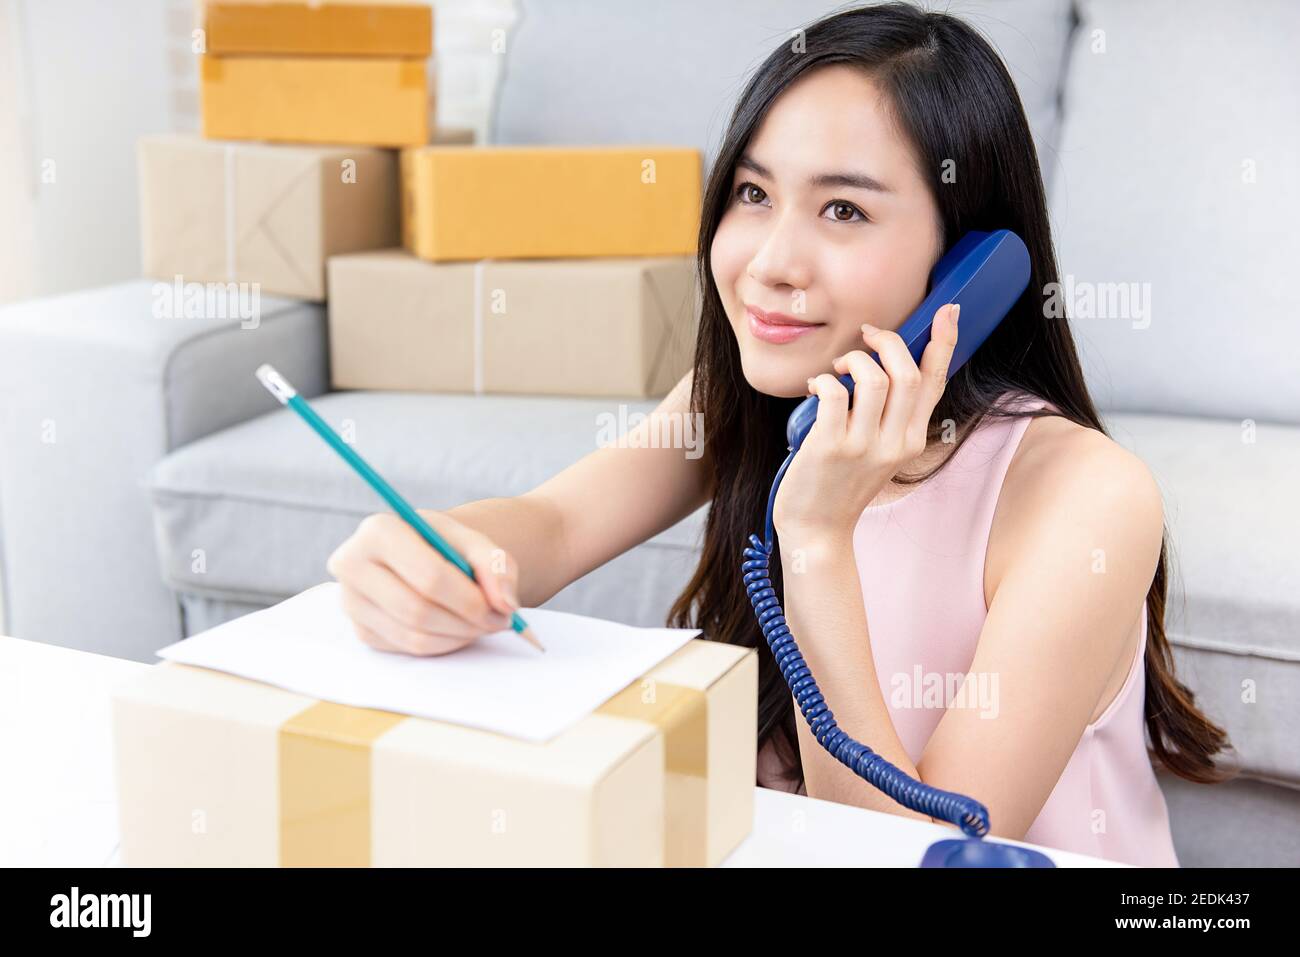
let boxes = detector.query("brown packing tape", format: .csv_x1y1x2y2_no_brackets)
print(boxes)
594,680,707,777
279,701,406,866
595,679,709,867
276,680,708,866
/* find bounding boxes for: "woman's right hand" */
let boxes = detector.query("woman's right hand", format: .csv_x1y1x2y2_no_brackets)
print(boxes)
326,509,521,657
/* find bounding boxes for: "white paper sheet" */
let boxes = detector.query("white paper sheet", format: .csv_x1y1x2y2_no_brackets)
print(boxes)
156,582,702,743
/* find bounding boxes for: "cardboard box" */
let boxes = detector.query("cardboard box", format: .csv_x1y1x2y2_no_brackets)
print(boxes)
111,640,757,866
400,145,701,261
138,134,401,300
201,54,430,147
327,249,698,397
204,1,433,57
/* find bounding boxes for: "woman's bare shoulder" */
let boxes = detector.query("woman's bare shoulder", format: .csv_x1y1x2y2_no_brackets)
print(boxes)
988,409,1164,599
1013,412,1157,500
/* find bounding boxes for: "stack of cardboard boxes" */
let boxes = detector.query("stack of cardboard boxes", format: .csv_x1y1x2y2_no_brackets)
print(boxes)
329,144,701,396
140,0,471,301
140,1,701,395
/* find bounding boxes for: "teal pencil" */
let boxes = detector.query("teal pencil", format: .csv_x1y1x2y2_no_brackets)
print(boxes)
255,364,543,653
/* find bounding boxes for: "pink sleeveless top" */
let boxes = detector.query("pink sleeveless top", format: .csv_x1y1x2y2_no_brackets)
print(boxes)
756,389,1179,867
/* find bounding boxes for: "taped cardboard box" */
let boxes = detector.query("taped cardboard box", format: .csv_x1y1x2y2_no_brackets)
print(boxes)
400,145,702,261
201,54,430,147
138,133,402,301
328,249,697,397
203,0,433,57
111,639,757,867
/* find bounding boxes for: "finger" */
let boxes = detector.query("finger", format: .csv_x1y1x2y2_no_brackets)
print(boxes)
351,620,406,656
462,539,520,619
341,582,423,653
337,588,403,654
860,322,923,445
916,302,960,423
370,516,504,632
349,558,511,637
420,514,520,620
806,372,850,446
340,583,478,657
832,350,888,446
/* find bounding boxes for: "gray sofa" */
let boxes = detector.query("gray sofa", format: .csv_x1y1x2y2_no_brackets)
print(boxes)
1,1,1296,866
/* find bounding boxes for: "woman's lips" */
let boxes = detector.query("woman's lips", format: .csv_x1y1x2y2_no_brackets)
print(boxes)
746,306,825,344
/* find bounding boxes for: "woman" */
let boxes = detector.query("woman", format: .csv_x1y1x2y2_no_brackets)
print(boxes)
326,3,1233,866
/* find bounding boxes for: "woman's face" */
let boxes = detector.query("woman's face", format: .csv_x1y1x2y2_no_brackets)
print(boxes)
711,65,944,398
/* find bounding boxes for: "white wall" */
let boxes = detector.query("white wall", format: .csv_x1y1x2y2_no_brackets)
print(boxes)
432,0,517,143
1,0,184,303
0,5,34,302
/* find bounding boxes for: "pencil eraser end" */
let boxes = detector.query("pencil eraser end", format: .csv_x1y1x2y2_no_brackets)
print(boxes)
255,364,296,404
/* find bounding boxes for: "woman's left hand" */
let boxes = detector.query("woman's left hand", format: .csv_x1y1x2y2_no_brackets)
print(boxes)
772,303,960,541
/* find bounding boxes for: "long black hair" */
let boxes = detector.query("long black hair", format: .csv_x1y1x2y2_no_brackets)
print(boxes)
667,2,1233,791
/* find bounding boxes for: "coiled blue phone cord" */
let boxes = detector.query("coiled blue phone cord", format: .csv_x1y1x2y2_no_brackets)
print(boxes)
743,448,992,839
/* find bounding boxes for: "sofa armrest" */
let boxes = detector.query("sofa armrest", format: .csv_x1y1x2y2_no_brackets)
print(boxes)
0,281,327,659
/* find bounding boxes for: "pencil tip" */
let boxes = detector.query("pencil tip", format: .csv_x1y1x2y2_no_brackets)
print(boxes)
521,626,545,653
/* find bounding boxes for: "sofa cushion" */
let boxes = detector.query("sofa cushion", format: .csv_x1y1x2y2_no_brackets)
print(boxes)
1156,770,1300,868
493,0,1075,183
1104,411,1300,785
148,390,708,629
1049,0,1300,422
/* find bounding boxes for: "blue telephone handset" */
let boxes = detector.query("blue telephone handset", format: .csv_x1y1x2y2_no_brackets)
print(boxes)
786,229,1031,452
742,229,1057,867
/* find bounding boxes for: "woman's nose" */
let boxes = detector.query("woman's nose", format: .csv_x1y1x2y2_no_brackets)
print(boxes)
746,212,811,290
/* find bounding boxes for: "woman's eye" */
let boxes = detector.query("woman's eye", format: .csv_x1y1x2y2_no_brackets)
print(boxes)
824,201,867,224
732,182,867,223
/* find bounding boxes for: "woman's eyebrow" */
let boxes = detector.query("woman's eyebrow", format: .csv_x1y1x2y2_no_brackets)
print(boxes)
737,153,893,193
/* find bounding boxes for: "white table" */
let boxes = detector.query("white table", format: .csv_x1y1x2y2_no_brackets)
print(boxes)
0,636,1120,868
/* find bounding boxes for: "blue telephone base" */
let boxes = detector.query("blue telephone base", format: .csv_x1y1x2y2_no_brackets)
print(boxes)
920,838,1056,868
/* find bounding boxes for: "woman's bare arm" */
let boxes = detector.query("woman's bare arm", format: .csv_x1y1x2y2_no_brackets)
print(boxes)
445,371,711,608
